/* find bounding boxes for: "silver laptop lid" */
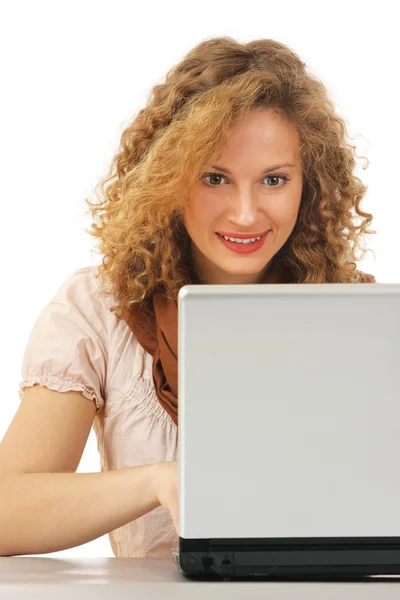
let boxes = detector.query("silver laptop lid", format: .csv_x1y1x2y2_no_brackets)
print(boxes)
178,283,400,540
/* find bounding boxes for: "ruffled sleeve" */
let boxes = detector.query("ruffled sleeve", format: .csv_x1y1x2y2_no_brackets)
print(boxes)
18,266,108,413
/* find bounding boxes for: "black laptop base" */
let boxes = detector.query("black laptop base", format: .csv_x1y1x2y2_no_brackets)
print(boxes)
179,537,400,580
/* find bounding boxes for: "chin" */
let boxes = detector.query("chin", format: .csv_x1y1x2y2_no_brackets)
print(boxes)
218,259,267,274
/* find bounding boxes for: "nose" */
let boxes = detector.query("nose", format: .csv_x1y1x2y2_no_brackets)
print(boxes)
227,189,259,228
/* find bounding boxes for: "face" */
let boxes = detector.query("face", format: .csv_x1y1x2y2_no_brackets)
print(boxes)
183,108,303,285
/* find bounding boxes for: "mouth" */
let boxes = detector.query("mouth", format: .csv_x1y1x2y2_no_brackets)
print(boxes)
216,230,270,241
215,230,271,254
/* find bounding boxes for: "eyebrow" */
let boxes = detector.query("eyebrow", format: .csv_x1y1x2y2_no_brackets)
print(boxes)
210,163,297,174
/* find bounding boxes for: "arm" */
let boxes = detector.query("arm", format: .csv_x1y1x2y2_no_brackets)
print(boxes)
0,385,173,556
0,464,161,556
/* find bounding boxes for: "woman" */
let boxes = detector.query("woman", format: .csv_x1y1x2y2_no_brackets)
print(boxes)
0,36,375,558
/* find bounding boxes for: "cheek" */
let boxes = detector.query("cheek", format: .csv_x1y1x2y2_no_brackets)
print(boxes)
269,191,302,225
185,196,222,231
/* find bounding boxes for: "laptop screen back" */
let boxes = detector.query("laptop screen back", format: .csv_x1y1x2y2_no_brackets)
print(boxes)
178,283,400,540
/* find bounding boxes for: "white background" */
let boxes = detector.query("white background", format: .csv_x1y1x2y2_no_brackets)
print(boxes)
0,0,398,557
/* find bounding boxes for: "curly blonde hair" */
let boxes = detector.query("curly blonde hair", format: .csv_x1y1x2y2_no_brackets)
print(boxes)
84,36,376,318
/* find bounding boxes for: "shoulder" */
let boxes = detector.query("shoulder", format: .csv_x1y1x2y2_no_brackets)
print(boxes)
57,264,109,307
58,264,155,376
30,264,113,346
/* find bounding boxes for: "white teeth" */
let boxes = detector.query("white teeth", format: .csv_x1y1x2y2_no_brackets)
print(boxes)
222,235,262,244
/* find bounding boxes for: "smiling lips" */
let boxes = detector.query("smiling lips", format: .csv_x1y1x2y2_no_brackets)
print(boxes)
216,230,270,239
216,230,271,254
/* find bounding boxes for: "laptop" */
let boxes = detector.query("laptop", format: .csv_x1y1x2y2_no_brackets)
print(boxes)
176,282,400,580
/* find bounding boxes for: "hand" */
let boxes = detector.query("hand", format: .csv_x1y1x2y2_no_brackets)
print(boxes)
151,460,179,535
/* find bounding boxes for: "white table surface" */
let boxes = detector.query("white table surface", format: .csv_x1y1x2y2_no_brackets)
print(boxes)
1,557,400,599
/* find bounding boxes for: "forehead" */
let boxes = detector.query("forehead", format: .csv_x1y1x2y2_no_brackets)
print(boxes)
214,109,300,163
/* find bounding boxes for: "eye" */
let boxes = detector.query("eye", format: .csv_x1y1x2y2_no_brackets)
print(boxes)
201,172,290,188
264,175,290,187
201,172,227,186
